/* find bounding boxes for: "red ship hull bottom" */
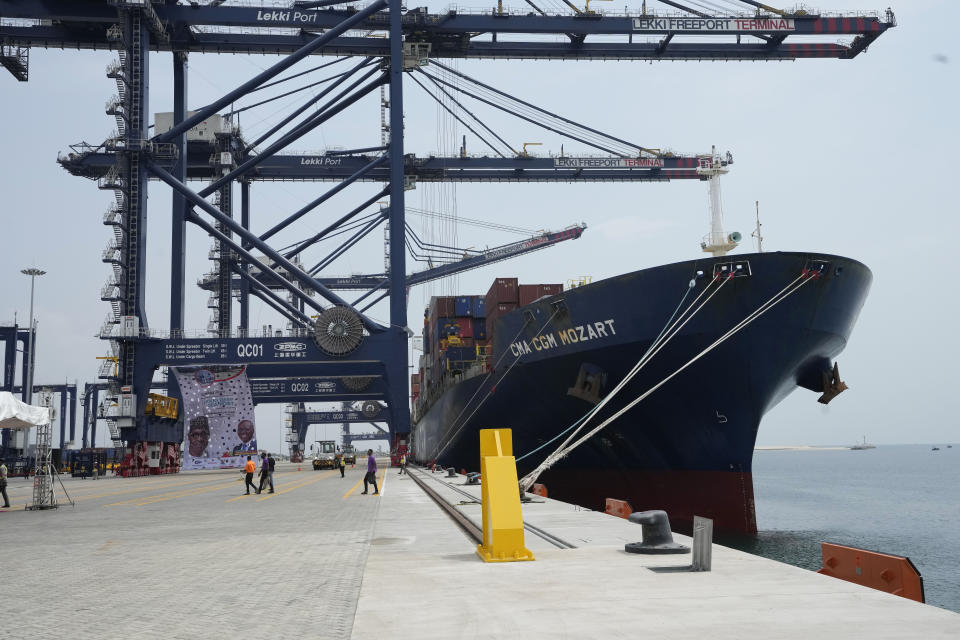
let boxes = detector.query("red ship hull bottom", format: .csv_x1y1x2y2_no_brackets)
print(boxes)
538,468,758,535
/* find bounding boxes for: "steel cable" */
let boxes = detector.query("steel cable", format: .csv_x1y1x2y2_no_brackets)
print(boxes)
521,272,814,489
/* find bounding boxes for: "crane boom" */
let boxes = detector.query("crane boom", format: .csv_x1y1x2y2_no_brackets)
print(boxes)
204,224,587,292
0,2,896,70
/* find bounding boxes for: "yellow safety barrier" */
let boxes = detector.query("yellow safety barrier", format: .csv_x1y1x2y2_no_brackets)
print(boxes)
476,428,534,563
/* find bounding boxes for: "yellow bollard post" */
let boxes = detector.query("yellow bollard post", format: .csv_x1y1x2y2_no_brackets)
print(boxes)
476,428,535,563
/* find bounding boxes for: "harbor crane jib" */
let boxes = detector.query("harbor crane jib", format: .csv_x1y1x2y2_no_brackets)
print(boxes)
0,0,894,458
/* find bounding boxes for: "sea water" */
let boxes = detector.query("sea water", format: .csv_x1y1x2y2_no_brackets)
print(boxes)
723,444,959,613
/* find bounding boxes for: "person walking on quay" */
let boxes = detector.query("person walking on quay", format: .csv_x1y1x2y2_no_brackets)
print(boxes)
267,452,276,493
257,452,272,494
397,452,406,475
0,458,10,508
243,455,259,495
339,453,346,478
361,449,379,495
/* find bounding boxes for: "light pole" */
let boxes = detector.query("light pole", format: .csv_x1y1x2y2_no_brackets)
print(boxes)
21,267,46,405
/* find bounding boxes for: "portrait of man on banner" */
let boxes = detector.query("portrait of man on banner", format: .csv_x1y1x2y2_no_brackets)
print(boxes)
173,365,257,470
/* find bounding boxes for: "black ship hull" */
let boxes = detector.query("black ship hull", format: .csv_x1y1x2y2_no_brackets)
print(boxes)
412,252,871,533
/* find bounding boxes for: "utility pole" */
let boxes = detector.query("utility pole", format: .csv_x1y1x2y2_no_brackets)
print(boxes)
20,267,45,405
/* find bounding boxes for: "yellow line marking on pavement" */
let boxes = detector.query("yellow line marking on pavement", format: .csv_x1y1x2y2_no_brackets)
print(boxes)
3,475,189,498
343,477,364,499
105,478,239,507
132,481,239,506
225,472,294,502
66,476,228,503
343,466,387,498
256,470,333,501
102,478,233,506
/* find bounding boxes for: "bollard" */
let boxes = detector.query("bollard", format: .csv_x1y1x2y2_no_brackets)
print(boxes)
476,429,534,563
466,472,480,485
624,510,689,554
447,467,457,478
691,516,713,571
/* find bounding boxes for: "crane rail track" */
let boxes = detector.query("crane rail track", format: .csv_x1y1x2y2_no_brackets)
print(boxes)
409,467,577,550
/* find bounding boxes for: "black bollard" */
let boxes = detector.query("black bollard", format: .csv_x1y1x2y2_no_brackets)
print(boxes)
624,510,690,554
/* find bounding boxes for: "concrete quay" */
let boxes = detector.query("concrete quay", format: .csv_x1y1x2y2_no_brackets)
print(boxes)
1,462,958,639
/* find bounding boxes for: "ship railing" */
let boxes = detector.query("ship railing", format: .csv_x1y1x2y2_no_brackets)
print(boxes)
701,231,729,247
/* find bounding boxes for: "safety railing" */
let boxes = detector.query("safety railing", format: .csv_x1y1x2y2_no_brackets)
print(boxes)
102,243,122,260
98,167,123,190
103,205,122,224
105,60,124,78
100,282,120,298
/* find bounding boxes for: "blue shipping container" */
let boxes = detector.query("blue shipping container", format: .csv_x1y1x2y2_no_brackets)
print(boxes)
472,297,486,318
435,317,458,337
474,318,487,339
455,296,473,317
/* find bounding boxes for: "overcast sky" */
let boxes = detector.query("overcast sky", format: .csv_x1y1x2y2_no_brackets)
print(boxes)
1,1,956,453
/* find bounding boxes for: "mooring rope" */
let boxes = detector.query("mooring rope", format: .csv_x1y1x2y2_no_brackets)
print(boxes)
516,269,710,463
516,272,730,480
520,271,814,490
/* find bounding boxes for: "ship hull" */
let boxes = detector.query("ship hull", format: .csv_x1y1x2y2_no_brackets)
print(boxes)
412,252,871,534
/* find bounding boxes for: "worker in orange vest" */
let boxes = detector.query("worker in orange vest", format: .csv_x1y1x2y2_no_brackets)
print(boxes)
243,456,259,495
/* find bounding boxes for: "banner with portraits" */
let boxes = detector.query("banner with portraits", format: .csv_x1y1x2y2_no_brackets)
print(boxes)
173,365,258,470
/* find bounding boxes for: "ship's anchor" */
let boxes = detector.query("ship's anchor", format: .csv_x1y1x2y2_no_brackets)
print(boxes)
818,362,849,405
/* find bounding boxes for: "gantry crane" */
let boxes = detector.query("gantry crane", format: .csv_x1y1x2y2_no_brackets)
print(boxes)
0,1,895,457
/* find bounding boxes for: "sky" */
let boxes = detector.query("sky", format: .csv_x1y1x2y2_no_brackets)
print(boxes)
0,0,957,453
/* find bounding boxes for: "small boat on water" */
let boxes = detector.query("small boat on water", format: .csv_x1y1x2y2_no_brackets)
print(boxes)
932,446,940,451
850,436,876,450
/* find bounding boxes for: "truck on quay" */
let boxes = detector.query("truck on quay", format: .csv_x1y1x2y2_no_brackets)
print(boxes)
312,441,337,470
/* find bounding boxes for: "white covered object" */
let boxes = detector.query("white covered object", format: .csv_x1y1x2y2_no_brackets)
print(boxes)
0,391,51,430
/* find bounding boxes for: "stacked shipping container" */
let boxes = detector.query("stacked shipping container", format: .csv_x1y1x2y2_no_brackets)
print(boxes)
418,279,563,401
485,277,518,327
425,294,489,380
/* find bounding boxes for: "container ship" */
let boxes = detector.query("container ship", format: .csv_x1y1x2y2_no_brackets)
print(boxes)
411,251,872,534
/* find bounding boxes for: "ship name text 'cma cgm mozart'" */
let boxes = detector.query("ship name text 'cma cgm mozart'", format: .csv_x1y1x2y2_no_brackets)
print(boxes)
510,319,617,357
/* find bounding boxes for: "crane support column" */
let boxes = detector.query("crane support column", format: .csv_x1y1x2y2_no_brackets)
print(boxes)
239,179,250,335
387,0,410,436
170,51,187,333
215,179,233,337
113,5,153,441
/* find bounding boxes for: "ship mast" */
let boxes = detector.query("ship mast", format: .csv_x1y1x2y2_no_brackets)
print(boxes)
698,146,740,257
752,200,764,253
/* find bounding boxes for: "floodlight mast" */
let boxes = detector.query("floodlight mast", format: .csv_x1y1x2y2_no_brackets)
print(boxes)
20,267,45,406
